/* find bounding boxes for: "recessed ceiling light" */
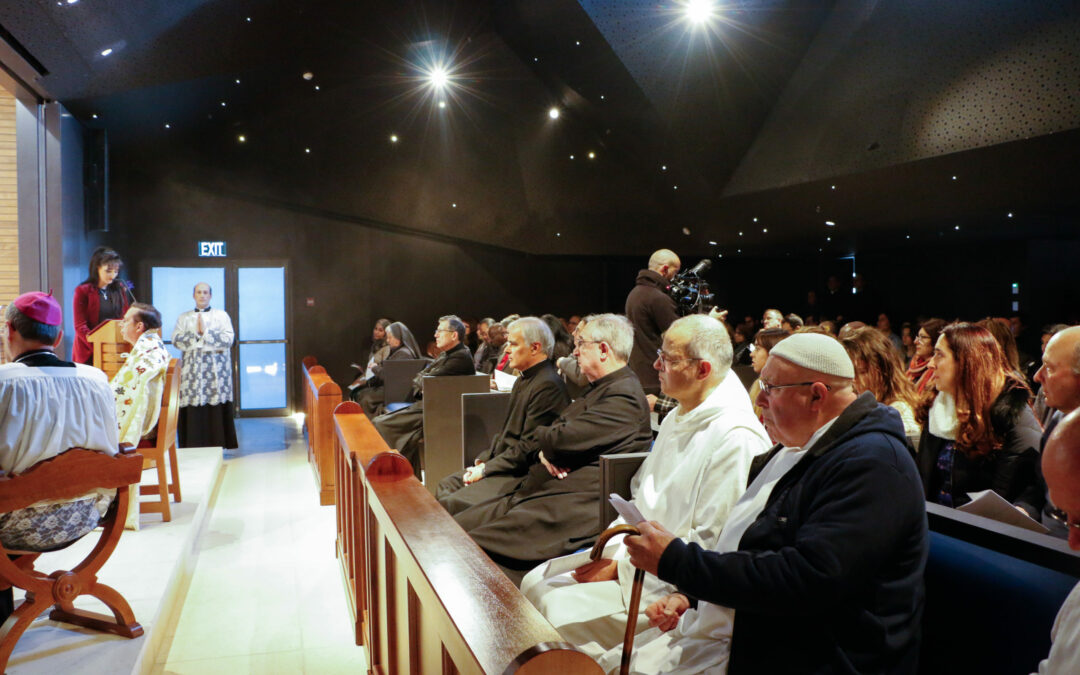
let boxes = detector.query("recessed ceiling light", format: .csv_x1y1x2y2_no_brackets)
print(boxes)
303,72,314,81
825,220,836,226
164,123,170,129
738,231,743,236
954,225,960,230
588,151,596,159
390,134,398,143
238,135,246,143
548,107,560,120
100,48,113,57
569,154,575,160
575,41,581,46
906,235,911,239
66,0,79,4
235,79,241,84
1007,212,1014,218
684,0,717,26
752,217,758,222
708,240,717,245
737,249,742,253
304,148,310,154
600,95,605,100
826,236,831,241
452,203,457,208
533,57,539,62
673,185,678,190
762,228,768,233
220,101,226,107
92,113,98,119
830,185,836,190
682,227,691,235
245,17,251,22
717,254,723,258
661,165,667,171
556,232,561,237
438,101,447,109
952,175,958,180
314,85,320,91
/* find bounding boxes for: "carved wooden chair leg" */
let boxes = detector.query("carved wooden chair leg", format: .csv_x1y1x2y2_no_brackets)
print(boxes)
49,575,143,638
589,524,646,675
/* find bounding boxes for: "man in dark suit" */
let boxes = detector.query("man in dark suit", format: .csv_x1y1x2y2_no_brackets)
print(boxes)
373,315,474,478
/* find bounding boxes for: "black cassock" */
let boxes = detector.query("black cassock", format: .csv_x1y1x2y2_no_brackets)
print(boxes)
451,366,652,582
436,358,571,512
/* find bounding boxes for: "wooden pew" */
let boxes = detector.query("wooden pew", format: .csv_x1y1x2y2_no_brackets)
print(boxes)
461,392,511,467
421,373,490,493
303,362,341,505
300,356,318,431
333,403,602,674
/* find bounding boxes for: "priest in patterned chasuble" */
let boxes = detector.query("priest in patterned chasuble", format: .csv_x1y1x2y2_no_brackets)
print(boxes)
173,282,238,449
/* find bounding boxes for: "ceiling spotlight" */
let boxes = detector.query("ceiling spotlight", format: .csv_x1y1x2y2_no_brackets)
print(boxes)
390,134,398,143
673,185,678,190
1007,212,1014,218
164,123,171,129
708,240,717,245
682,227,691,235
831,185,836,190
452,203,457,208
738,231,743,236
238,135,246,143
951,175,958,181
67,0,79,4
906,235,911,239
438,100,447,109
220,101,226,107
575,40,581,46
762,228,768,233
661,165,667,171
600,95,605,100
534,57,539,62
235,79,241,84
245,17,251,22
826,236,831,241
314,85,320,91
548,107,560,120
954,225,960,230
684,0,717,25
100,48,113,57
302,72,314,81
752,217,758,222
427,65,449,90
304,148,311,154
569,154,575,160
91,114,98,119
825,220,836,226
556,232,561,237
588,151,596,159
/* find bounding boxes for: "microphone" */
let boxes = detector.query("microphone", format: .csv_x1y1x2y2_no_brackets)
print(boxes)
685,259,712,277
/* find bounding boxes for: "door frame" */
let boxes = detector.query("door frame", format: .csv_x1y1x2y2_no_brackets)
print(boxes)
141,257,293,417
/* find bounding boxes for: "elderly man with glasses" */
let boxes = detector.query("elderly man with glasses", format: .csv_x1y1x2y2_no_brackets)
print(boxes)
451,314,652,584
624,332,927,675
519,314,771,666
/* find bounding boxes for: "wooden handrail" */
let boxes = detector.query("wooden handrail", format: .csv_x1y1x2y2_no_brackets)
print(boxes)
303,362,341,505
332,403,601,674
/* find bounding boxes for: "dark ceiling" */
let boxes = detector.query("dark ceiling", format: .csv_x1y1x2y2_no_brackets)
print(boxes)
1,0,1078,258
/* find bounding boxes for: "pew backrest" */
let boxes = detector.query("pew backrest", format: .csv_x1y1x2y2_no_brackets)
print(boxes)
421,373,491,493
302,363,341,505
921,503,1080,675
332,403,602,674
382,359,428,405
461,392,512,467
599,452,649,530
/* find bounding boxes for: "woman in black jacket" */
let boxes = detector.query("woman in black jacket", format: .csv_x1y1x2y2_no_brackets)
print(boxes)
916,322,1042,508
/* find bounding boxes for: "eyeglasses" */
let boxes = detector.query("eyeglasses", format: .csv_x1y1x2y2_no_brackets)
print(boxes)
434,328,454,335
758,379,832,396
655,349,701,367
574,338,602,349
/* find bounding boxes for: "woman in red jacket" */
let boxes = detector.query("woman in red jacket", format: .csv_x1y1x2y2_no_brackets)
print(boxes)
72,246,131,364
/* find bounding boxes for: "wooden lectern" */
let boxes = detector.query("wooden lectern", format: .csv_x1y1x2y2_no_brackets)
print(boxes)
87,319,126,380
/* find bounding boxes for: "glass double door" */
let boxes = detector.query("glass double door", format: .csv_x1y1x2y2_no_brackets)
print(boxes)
149,260,290,416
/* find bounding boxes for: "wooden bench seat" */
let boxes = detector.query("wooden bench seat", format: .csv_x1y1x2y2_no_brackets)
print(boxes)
302,361,342,505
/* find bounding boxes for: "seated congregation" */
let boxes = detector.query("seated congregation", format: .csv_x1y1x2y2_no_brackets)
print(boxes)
357,291,1080,673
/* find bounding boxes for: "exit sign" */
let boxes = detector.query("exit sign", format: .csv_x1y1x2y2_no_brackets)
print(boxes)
198,241,227,257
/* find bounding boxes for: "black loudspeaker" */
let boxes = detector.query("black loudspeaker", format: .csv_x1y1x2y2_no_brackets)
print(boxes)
84,127,108,232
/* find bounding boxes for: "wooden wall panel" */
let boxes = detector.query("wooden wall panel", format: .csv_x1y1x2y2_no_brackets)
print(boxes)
0,87,17,304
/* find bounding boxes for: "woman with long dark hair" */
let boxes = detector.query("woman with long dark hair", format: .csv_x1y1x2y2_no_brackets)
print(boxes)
916,322,1041,508
842,326,922,437
907,318,945,393
72,247,131,364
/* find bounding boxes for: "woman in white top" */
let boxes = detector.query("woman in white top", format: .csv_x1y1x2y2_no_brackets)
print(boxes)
841,325,922,438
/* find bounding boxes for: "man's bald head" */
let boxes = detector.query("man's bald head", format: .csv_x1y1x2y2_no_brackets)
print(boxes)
1044,408,1080,550
648,249,681,281
1036,326,1080,414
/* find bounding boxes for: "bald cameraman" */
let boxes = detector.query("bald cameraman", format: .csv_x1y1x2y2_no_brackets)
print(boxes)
626,249,681,396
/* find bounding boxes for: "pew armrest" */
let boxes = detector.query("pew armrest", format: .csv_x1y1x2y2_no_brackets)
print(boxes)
599,452,650,530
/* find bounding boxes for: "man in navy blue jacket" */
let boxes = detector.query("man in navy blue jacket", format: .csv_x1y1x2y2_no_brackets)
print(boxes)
625,333,927,674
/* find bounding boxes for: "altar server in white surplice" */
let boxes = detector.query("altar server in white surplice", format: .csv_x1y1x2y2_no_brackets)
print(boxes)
520,314,769,664
173,282,237,449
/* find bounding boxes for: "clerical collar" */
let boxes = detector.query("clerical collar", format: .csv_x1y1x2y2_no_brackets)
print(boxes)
13,349,74,368
194,306,212,312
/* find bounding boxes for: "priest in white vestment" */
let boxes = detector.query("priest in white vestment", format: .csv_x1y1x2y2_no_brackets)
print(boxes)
173,282,237,449
521,314,770,664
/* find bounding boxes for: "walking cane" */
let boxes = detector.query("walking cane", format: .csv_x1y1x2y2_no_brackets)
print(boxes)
589,524,646,675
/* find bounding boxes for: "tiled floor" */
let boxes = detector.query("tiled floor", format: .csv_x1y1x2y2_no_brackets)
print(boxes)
153,417,367,674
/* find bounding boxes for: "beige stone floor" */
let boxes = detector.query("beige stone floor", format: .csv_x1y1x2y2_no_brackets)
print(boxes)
151,417,366,674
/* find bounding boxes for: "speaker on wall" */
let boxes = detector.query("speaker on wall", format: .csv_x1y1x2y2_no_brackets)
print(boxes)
84,127,108,232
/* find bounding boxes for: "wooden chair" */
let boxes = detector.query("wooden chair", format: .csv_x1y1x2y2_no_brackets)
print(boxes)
138,358,181,521
599,452,650,530
0,448,146,669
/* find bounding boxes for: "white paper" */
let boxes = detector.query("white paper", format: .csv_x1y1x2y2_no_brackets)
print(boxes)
958,489,1051,534
493,369,517,392
350,362,363,370
609,493,645,525
540,541,622,579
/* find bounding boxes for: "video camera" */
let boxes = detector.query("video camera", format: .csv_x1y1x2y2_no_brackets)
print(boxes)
668,259,715,316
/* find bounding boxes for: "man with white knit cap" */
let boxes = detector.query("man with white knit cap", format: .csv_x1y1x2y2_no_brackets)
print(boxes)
623,332,928,675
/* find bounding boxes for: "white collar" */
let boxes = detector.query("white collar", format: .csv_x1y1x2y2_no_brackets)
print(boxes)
928,391,958,440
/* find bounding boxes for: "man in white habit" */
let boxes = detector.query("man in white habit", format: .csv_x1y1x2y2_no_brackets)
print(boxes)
520,314,770,665
173,282,237,449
